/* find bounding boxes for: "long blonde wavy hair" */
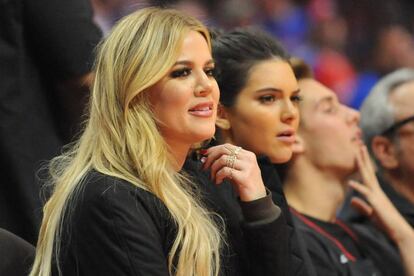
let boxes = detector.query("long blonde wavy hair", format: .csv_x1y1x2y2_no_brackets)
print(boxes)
30,7,221,276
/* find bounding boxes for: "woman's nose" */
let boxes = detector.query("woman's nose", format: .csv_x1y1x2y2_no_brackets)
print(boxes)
281,100,299,123
194,72,213,97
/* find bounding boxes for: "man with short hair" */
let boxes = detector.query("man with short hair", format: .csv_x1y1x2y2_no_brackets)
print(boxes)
341,68,414,226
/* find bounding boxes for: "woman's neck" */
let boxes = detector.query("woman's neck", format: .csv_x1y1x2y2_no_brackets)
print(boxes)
165,139,191,171
284,161,347,222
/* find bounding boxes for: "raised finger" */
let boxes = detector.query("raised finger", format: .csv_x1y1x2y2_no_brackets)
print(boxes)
210,154,240,181
215,166,238,185
350,197,373,217
355,146,373,187
361,145,376,177
201,144,232,170
348,179,370,197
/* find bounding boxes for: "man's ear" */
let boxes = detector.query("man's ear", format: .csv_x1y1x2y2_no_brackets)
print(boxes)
292,133,305,154
371,136,399,169
215,104,231,130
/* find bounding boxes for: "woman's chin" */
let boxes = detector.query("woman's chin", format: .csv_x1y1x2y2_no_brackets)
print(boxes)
269,151,293,164
190,130,215,145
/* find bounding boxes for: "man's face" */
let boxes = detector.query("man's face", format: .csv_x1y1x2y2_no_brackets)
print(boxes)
297,79,361,177
389,80,414,180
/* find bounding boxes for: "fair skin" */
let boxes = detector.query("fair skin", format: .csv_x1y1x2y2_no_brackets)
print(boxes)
148,31,219,169
202,143,267,201
216,60,301,163
371,80,414,203
284,79,361,221
349,145,414,276
284,78,414,275
148,31,266,201
297,79,361,179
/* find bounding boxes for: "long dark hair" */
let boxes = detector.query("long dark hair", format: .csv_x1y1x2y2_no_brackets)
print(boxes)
212,27,290,107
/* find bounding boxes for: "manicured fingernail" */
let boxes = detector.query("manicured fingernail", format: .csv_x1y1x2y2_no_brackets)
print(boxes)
200,149,208,155
200,157,206,163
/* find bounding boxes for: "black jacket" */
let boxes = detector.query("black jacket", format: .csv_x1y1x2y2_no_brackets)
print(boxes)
0,228,34,276
185,159,290,276
0,0,101,244
259,157,317,276
292,212,403,276
55,163,289,275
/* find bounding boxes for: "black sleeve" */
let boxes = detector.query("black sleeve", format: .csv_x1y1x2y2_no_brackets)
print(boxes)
297,229,342,276
183,158,290,275
59,179,171,276
0,228,34,276
306,248,339,276
240,189,282,224
241,210,290,276
24,0,102,79
261,158,319,276
239,189,290,276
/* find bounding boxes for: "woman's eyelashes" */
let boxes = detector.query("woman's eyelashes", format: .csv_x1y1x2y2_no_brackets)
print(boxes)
170,66,216,78
204,67,216,77
291,94,303,103
259,94,276,103
170,67,191,78
258,93,302,104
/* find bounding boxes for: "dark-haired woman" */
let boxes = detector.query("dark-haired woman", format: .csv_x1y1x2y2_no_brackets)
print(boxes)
201,28,316,276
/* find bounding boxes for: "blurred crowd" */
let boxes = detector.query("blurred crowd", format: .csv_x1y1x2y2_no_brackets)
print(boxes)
2,1,414,274
91,0,414,108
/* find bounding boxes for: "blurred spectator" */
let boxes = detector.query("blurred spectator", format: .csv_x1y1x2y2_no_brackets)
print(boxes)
341,68,414,227
307,0,357,104
171,0,213,25
338,0,407,71
91,0,126,33
91,0,150,34
0,0,101,243
313,49,356,104
337,0,414,108
348,25,414,108
373,26,414,74
213,0,256,29
253,0,311,53
148,0,214,25
90,0,414,110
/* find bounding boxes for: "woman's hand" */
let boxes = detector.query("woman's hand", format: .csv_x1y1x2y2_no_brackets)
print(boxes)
201,143,266,202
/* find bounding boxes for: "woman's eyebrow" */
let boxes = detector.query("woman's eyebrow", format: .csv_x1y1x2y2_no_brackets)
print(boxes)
173,59,214,66
255,88,301,94
173,60,192,66
255,87,283,93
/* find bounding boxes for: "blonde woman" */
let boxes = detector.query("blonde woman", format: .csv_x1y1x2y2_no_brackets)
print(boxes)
30,7,278,276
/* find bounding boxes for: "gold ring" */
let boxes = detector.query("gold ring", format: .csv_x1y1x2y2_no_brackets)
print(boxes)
224,145,242,157
233,146,241,158
226,154,237,169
